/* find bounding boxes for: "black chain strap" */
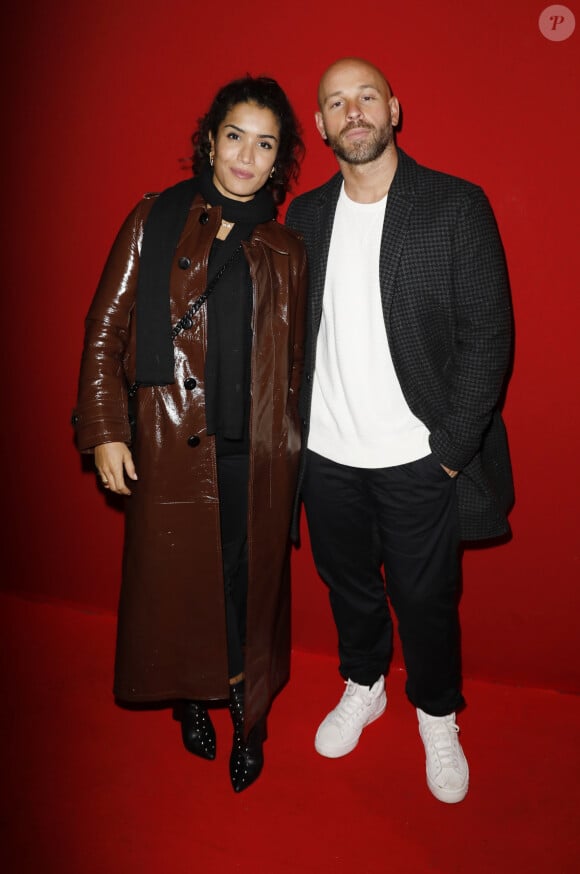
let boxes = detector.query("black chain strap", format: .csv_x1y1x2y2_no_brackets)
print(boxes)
171,244,243,339
128,244,243,398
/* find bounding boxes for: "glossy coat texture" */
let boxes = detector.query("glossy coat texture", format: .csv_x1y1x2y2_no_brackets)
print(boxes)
74,192,307,733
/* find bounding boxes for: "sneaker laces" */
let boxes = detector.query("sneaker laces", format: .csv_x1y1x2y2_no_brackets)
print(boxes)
331,680,374,727
425,718,461,769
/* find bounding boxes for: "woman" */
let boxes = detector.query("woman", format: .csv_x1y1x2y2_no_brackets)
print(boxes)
73,76,306,793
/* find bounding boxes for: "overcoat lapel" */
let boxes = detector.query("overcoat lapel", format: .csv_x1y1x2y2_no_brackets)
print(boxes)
378,150,417,326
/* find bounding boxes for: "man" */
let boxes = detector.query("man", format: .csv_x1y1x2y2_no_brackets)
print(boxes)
286,58,513,804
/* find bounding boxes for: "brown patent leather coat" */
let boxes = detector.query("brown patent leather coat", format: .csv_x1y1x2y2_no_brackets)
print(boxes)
74,192,307,732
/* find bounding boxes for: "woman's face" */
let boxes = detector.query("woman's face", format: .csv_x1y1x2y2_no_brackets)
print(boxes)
209,101,280,201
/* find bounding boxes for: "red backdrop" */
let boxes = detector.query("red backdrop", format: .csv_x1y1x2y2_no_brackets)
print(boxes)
2,1,579,693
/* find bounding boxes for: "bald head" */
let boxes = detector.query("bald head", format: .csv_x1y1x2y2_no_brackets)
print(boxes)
317,58,393,110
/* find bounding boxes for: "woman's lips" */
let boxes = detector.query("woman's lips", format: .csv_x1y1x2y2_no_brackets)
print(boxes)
231,168,254,180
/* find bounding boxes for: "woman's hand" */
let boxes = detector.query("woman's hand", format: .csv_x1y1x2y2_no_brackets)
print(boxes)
95,442,138,495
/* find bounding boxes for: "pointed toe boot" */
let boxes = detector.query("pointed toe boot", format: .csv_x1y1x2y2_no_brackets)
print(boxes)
180,700,216,760
228,681,266,792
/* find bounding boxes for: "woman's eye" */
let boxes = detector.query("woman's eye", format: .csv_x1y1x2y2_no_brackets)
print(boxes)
259,141,273,150
226,132,240,140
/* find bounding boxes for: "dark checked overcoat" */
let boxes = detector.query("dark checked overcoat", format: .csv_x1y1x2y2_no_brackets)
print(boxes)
286,149,513,542
74,191,307,733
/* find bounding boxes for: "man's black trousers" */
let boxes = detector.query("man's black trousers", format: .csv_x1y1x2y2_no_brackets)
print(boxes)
302,449,465,717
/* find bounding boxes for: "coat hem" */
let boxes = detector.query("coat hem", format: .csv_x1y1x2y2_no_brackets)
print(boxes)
113,688,230,704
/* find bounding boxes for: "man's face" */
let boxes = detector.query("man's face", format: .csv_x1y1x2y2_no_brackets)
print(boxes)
315,59,399,165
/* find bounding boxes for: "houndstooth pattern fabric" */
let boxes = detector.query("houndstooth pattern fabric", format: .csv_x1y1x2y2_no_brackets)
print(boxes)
286,149,514,542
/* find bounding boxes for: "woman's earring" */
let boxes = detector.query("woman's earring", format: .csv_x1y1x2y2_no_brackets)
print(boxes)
209,153,214,167
269,165,276,179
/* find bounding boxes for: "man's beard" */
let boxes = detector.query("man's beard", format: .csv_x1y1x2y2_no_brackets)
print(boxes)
327,121,393,165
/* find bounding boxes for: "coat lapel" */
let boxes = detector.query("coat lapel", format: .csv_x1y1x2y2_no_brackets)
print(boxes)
379,150,417,323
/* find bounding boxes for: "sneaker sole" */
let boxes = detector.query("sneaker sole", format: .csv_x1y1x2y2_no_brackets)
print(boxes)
314,696,387,759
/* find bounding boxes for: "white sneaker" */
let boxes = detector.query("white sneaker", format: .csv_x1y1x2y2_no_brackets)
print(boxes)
417,708,469,803
315,677,387,758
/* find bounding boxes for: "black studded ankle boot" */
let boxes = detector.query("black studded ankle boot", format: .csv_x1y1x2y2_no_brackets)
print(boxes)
180,700,216,760
228,681,266,792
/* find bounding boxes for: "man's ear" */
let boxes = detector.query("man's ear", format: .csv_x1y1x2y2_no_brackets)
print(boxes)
315,111,327,141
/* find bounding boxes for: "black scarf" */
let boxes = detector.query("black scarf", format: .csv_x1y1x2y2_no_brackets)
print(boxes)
200,173,275,442
135,168,275,386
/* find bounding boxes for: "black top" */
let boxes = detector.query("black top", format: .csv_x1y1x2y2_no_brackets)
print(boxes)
205,237,253,456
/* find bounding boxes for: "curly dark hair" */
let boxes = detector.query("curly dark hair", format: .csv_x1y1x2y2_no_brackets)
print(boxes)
191,75,304,206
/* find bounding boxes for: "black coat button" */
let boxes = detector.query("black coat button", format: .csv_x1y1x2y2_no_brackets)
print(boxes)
187,435,200,447
184,377,197,390
178,256,191,269
71,413,79,425
199,212,210,225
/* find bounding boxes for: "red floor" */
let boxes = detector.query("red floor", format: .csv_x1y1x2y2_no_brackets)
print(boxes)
1,592,579,873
